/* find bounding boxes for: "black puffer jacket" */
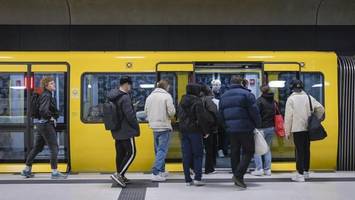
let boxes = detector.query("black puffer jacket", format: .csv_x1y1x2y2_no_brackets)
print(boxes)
39,89,59,120
107,89,140,140
256,93,276,128
178,84,209,134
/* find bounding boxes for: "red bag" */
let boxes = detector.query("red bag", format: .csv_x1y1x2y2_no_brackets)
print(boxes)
274,102,285,137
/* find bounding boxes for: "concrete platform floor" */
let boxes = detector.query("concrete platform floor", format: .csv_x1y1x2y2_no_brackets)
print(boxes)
1,171,355,200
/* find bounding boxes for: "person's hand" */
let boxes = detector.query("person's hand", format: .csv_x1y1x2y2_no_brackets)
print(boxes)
285,133,290,140
204,134,210,139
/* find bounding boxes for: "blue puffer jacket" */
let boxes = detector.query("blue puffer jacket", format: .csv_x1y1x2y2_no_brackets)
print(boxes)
219,84,261,134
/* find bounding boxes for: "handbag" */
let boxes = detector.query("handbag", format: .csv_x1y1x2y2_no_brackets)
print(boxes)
254,129,269,155
307,95,327,141
274,101,286,137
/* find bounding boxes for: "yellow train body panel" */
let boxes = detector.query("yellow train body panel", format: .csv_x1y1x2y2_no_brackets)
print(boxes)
0,51,338,172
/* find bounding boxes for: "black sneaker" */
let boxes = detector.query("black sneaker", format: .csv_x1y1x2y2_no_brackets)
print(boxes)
111,174,126,188
232,176,247,189
122,176,130,184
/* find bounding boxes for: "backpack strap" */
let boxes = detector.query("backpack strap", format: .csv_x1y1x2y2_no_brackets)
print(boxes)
274,101,280,115
307,94,313,113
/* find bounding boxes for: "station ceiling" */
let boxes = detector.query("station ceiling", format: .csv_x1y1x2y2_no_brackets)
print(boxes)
0,0,354,25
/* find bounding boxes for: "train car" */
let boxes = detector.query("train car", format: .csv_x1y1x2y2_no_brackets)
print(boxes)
0,51,352,173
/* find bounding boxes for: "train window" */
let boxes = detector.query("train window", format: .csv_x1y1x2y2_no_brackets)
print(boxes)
266,71,324,161
0,73,27,124
82,73,157,123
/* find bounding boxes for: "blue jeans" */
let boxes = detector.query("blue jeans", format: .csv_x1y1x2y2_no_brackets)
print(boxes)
181,133,203,182
152,130,171,175
254,127,274,170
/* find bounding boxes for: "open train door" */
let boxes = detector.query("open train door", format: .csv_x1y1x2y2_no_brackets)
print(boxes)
156,62,194,168
0,62,70,173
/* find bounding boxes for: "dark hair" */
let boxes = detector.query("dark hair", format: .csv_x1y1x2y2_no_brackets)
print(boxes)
157,79,169,90
242,79,249,87
120,76,133,86
260,84,270,94
230,75,243,85
201,84,213,96
290,80,304,91
186,83,201,96
40,76,55,89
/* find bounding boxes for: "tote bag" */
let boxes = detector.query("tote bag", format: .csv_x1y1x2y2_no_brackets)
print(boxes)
307,95,327,141
274,102,286,137
254,129,269,155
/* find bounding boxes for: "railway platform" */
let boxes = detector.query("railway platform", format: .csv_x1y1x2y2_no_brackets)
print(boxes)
1,171,354,200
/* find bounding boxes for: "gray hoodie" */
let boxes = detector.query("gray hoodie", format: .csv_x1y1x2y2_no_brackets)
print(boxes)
107,89,140,140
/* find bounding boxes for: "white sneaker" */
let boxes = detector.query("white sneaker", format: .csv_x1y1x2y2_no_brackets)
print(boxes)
291,173,305,182
159,171,169,178
304,171,310,179
264,169,272,176
251,169,264,176
151,174,166,182
218,150,225,158
193,180,205,186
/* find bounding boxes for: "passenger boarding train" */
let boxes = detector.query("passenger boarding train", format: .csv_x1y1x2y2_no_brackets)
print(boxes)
0,51,354,172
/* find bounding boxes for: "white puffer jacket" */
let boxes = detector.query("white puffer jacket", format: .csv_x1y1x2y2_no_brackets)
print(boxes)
144,88,176,130
284,91,325,135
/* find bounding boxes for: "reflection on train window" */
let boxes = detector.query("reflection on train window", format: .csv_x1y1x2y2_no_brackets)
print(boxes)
0,73,27,124
0,130,25,160
266,71,324,161
82,73,157,123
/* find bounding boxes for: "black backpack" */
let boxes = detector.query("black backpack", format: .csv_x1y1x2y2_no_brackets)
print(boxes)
103,96,123,131
31,92,41,119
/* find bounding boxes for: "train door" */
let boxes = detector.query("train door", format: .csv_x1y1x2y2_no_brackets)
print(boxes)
194,62,263,169
0,63,69,172
156,63,194,164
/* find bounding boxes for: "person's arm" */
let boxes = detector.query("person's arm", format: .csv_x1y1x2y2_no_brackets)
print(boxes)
120,95,139,129
144,96,150,116
246,94,262,128
166,95,176,118
284,98,293,136
206,97,218,116
311,96,325,120
195,102,210,134
39,93,52,120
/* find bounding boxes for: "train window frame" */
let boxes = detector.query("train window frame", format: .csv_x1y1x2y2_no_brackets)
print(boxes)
80,72,157,124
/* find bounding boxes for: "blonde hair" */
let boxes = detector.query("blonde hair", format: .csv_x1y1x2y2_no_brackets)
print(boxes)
157,79,169,90
40,76,54,89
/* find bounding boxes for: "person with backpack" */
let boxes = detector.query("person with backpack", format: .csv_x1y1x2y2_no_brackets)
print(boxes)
284,80,324,182
106,76,140,188
144,80,176,182
21,76,66,179
178,83,210,186
200,84,218,174
219,75,261,189
251,85,276,176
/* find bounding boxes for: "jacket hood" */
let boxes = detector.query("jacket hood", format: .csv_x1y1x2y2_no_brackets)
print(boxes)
262,92,275,102
186,84,201,96
107,88,126,101
152,88,169,94
180,94,200,109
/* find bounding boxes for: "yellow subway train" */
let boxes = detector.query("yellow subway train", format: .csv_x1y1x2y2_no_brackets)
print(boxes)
0,51,351,173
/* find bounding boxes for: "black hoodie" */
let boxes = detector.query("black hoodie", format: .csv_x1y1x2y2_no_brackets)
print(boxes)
256,92,276,128
178,84,209,134
107,89,140,140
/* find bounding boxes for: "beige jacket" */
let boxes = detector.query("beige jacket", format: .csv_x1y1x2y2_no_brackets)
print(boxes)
144,88,176,130
284,91,325,135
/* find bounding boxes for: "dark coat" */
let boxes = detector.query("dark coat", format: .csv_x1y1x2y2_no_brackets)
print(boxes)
107,89,140,140
178,84,209,134
39,89,59,120
256,93,276,128
201,95,218,133
219,84,261,134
